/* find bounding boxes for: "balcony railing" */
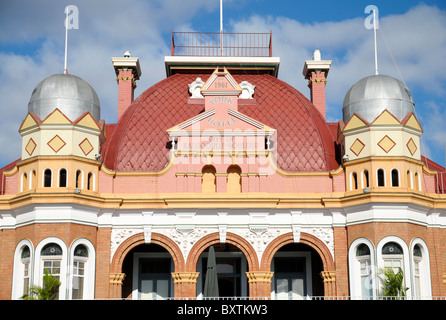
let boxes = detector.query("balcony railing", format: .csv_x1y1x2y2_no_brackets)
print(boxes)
171,31,273,57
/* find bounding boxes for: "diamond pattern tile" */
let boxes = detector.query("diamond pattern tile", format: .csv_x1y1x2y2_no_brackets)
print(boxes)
378,135,396,153
47,135,66,153
103,73,339,172
350,138,365,156
25,138,37,156
406,138,417,156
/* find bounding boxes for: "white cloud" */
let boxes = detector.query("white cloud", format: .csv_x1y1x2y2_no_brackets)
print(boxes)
0,1,445,168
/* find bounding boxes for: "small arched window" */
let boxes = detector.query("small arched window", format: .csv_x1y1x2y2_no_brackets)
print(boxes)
391,169,399,187
382,242,404,273
407,170,413,189
377,169,385,187
87,172,94,191
356,243,373,299
31,170,37,189
362,170,369,188
351,172,358,190
415,172,421,191
75,170,82,189
59,169,67,187
22,172,28,192
43,169,52,187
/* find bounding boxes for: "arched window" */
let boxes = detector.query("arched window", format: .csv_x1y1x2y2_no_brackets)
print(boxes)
382,242,403,273
12,240,34,300
202,165,216,193
59,169,67,187
362,170,369,188
407,170,413,189
356,244,373,299
413,244,422,297
414,172,421,191
75,170,82,189
22,172,28,192
69,239,96,300
391,169,399,187
41,243,63,300
31,170,37,189
377,169,385,187
72,244,88,300
43,169,52,187
351,172,358,190
227,165,242,193
87,172,94,191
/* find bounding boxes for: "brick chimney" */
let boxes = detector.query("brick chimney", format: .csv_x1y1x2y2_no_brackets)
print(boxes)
112,51,141,120
303,50,331,120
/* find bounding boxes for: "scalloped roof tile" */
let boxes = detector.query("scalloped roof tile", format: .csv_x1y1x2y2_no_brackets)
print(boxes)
103,73,339,172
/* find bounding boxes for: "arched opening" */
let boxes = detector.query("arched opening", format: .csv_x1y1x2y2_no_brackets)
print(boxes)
407,170,413,189
87,172,94,191
59,168,67,187
75,170,82,189
197,243,249,299
43,169,52,187
202,165,216,193
22,172,28,191
415,172,421,191
351,172,358,190
31,170,37,189
391,169,399,187
227,165,241,193
362,170,369,188
121,243,174,300
270,243,323,300
377,169,385,187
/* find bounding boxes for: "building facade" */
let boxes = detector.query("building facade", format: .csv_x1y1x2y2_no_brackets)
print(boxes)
0,32,446,300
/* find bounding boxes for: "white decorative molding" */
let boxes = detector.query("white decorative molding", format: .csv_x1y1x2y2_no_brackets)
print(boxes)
239,81,255,99
168,227,212,260
292,225,301,243
110,228,142,261
143,226,152,244
219,225,227,243
188,77,205,98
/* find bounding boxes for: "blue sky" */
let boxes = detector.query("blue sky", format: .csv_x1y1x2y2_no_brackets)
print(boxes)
0,0,445,169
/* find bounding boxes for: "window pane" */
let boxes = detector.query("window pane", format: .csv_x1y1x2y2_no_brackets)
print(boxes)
155,280,169,300
276,278,289,300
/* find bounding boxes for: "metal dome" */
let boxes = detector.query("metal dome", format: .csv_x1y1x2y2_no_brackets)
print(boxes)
28,74,100,122
342,74,414,123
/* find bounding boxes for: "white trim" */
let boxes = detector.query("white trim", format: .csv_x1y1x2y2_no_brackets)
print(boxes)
68,238,96,300
228,109,264,129
409,238,432,299
348,238,376,300
376,236,412,298
11,239,34,300
33,237,68,300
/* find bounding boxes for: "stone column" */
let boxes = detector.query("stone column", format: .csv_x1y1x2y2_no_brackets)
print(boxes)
109,273,126,299
246,271,274,299
172,272,200,299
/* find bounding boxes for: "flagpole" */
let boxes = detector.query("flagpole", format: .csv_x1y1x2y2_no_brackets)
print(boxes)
373,9,378,75
220,0,223,56
64,6,69,74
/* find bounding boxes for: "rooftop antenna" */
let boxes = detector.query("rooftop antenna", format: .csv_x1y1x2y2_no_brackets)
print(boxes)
220,0,223,56
64,5,79,74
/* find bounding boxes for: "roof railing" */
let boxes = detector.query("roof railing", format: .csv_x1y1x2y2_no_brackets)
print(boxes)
171,31,273,57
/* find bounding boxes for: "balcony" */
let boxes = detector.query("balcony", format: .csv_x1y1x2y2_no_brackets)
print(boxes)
170,31,273,57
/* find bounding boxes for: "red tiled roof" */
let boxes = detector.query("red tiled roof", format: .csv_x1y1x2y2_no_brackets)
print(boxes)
103,73,339,172
0,158,20,194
